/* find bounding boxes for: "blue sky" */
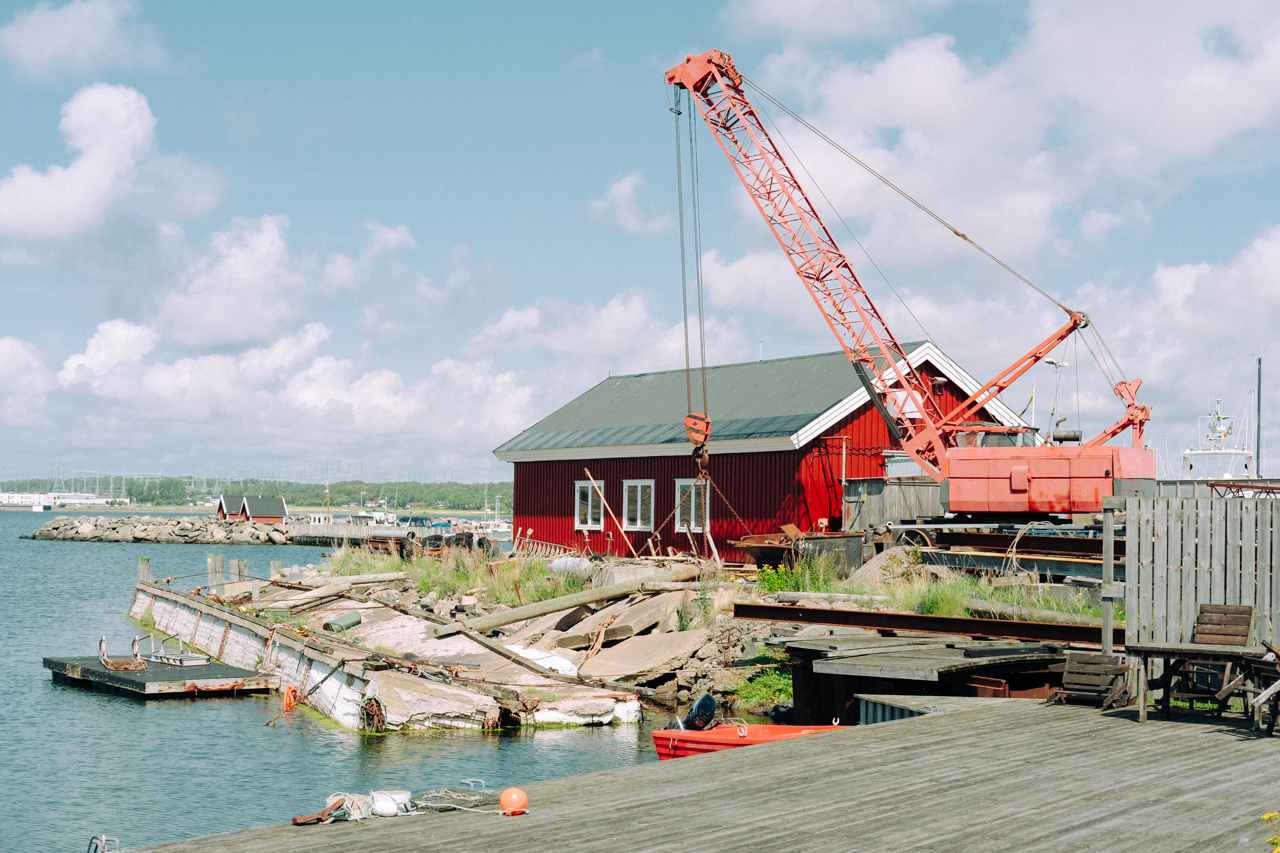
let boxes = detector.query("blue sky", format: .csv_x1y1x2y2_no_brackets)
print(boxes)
0,0,1276,483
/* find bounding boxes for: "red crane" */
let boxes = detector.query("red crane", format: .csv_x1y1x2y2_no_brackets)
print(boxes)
665,49,1156,515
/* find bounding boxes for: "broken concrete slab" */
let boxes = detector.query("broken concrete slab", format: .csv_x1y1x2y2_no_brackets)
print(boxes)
507,605,593,646
366,670,501,730
578,629,710,682
551,596,646,650
611,590,691,638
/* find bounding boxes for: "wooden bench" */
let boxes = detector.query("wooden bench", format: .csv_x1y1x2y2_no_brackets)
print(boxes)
1047,652,1131,709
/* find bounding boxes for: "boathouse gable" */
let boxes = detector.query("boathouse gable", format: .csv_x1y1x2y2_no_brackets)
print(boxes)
493,344,1026,561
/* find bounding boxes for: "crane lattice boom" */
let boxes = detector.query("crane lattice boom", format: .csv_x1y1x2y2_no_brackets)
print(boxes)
666,49,1157,514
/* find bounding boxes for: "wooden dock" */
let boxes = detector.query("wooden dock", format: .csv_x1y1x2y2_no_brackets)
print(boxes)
44,656,275,696
138,699,1280,851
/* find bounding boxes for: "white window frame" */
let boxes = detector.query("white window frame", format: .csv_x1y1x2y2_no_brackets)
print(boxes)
574,480,604,531
622,480,654,531
674,479,708,534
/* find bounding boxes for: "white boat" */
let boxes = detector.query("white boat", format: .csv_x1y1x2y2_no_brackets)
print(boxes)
1181,399,1255,479
471,518,513,542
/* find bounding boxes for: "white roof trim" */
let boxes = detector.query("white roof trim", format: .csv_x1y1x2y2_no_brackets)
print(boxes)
788,341,1030,448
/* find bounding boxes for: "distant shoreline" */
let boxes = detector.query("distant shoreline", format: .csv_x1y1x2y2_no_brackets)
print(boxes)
4,505,506,517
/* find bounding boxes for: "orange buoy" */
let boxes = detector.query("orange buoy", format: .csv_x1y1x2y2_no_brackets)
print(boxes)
282,684,299,711
499,787,528,815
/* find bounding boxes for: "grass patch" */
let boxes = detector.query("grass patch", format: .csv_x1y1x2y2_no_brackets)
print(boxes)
325,547,586,607
735,667,793,708
755,553,843,594
843,572,1106,620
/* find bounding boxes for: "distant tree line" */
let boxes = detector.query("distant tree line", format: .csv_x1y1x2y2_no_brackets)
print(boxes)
125,478,189,505
244,480,514,511
1,476,513,511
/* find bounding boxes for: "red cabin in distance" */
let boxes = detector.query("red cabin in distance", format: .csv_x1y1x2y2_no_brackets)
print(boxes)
493,344,1029,563
216,495,289,525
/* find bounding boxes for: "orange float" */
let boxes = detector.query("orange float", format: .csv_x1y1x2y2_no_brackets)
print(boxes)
282,684,299,711
499,787,528,815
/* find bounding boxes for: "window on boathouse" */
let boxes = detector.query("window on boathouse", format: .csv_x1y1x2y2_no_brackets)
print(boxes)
622,480,654,530
575,480,604,530
674,479,707,533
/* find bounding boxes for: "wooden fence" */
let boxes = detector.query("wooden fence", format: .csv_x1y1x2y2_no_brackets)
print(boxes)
1124,496,1280,646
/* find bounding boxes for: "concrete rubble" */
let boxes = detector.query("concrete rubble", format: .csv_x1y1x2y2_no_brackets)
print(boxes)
126,550,801,731
30,514,290,545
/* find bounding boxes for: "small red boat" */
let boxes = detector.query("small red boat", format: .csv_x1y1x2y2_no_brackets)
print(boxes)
652,721,844,760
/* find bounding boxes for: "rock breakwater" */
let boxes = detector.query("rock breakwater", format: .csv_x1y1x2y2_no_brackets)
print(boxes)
29,515,290,545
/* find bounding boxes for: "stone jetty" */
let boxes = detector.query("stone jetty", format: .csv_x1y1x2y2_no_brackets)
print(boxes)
29,515,290,545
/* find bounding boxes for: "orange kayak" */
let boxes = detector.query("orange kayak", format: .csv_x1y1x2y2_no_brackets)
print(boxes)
652,723,844,760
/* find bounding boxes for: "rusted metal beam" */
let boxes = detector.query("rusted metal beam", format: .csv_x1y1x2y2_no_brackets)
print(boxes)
733,602,1125,647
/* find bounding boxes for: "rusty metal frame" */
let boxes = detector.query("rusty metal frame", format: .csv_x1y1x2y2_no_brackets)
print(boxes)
733,602,1125,646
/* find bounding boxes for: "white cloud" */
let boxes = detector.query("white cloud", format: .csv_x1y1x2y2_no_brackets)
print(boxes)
0,0,168,82
157,215,303,349
0,337,54,423
723,0,954,43
322,220,417,291
469,292,745,395
588,173,672,235
723,7,1280,278
58,318,157,387
0,84,154,239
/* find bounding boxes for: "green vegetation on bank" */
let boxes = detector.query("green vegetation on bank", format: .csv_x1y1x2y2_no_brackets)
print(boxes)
756,549,1107,621
329,547,586,606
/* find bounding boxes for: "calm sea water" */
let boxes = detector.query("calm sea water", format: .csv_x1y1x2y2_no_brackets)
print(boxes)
0,511,660,853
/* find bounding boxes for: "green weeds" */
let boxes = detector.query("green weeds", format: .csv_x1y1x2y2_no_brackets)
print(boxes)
735,667,793,709
327,547,585,607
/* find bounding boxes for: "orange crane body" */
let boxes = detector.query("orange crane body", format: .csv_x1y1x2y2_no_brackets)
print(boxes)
666,49,1157,515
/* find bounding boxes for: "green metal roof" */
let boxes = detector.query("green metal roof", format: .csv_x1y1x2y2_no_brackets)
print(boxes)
494,344,924,454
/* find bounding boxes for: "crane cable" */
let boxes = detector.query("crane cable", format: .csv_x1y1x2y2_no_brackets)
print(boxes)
742,74,1136,394
671,88,693,416
743,74,1069,315
688,103,710,418
751,95,935,345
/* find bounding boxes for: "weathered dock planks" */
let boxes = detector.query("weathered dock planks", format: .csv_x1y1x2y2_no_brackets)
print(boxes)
44,656,274,696
137,700,1280,852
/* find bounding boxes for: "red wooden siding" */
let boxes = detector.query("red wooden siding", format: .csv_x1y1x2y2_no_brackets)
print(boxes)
512,367,995,563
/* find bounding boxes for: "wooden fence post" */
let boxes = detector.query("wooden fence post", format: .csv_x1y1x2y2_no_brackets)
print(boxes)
1101,497,1120,655
138,556,151,583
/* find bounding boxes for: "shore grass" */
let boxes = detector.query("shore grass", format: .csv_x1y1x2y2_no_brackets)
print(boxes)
735,667,794,708
327,547,587,606
755,550,1108,621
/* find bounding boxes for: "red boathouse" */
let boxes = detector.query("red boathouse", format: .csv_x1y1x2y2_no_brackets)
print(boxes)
216,495,289,524
493,344,1029,563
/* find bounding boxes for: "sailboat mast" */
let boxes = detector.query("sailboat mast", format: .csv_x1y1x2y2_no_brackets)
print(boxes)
1258,356,1264,475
